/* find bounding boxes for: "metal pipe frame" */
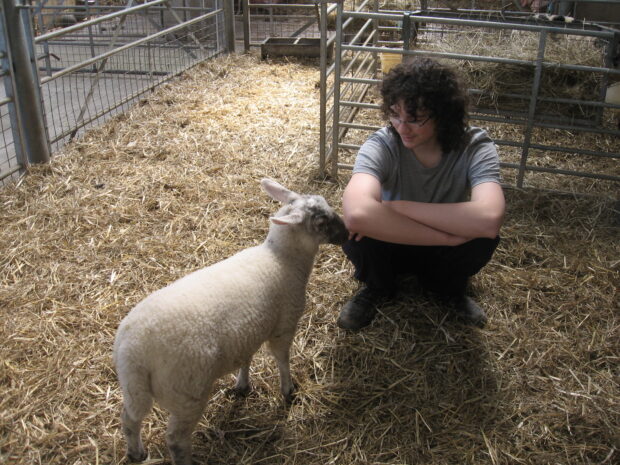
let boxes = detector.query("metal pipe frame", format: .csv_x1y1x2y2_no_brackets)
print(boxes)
39,9,220,84
34,0,169,42
319,0,327,173
241,1,335,49
321,4,620,191
3,0,50,166
0,0,232,181
0,3,27,181
330,0,344,177
349,10,617,38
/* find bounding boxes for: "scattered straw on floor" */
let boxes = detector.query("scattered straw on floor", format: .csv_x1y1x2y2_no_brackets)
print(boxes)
1,53,618,465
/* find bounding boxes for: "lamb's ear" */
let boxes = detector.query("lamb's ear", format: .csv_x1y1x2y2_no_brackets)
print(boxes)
271,211,304,225
261,178,300,204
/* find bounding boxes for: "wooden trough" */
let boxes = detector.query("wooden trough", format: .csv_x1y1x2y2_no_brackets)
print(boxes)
261,37,332,59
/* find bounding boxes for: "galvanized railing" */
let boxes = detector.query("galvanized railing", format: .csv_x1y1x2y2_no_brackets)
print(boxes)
1,0,50,185
320,2,620,194
0,0,234,186
239,0,321,51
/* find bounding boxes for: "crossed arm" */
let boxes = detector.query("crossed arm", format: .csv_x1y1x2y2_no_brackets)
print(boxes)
342,172,505,246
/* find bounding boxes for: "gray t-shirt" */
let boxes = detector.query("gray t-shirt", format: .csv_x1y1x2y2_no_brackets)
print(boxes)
353,126,501,203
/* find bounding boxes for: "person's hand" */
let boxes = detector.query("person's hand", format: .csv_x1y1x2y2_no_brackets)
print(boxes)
348,231,365,242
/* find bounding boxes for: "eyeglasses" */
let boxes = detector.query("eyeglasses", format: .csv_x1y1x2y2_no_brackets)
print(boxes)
389,114,431,129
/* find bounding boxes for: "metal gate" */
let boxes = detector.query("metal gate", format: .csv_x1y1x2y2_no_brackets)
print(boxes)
0,0,234,187
320,1,620,195
238,0,321,51
0,0,41,185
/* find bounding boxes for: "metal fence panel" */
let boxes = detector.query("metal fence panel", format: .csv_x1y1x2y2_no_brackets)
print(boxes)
240,1,319,49
35,0,227,152
1,0,49,186
0,5,24,186
321,3,620,194
0,0,230,185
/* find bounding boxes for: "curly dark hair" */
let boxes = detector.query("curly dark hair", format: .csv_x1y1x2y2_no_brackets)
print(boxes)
380,57,470,153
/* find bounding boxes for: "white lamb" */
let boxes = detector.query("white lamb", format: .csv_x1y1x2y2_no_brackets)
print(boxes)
113,178,348,465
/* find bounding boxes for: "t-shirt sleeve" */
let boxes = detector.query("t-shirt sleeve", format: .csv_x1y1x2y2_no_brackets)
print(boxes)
468,136,502,188
352,130,393,184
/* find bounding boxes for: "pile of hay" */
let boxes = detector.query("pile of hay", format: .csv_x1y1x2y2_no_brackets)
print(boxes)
421,27,609,120
0,53,618,465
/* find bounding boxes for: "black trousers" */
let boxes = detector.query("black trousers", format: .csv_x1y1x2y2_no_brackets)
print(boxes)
342,236,500,299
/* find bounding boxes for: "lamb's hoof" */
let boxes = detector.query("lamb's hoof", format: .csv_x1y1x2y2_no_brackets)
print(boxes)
228,384,251,398
169,444,195,465
126,450,147,463
283,381,299,405
284,392,296,405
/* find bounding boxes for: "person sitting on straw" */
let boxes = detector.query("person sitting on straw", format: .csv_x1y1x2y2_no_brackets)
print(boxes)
338,57,505,331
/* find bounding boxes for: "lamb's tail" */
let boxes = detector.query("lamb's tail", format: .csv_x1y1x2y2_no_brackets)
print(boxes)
116,357,152,462
117,356,153,421
114,335,153,420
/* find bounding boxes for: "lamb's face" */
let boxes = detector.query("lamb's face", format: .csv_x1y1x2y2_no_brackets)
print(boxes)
265,178,348,246
298,195,348,246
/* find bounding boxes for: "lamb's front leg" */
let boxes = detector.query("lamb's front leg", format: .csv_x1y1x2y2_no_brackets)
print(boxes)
267,335,295,403
233,364,251,397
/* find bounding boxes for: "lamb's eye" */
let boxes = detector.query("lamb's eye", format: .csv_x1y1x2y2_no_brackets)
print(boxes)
313,214,327,227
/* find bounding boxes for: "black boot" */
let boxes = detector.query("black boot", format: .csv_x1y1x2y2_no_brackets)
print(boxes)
453,296,487,328
337,287,388,331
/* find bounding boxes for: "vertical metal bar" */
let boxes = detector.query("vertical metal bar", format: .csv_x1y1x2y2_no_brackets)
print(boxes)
517,29,547,189
86,0,97,73
147,8,154,85
0,7,27,174
268,6,274,38
215,0,221,53
36,1,53,78
222,0,235,53
597,31,618,124
318,0,327,175
3,0,50,164
402,12,411,51
372,0,378,78
242,0,250,53
33,0,45,34
40,43,52,77
331,0,343,178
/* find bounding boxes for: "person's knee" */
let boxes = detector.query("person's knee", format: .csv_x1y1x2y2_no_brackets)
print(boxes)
469,236,500,267
459,236,500,276
430,237,499,278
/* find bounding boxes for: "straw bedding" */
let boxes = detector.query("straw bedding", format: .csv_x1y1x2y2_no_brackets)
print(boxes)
0,53,618,465
421,29,609,121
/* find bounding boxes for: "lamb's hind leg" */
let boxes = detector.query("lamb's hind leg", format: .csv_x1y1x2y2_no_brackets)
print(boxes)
166,402,206,465
121,394,152,462
267,335,295,403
